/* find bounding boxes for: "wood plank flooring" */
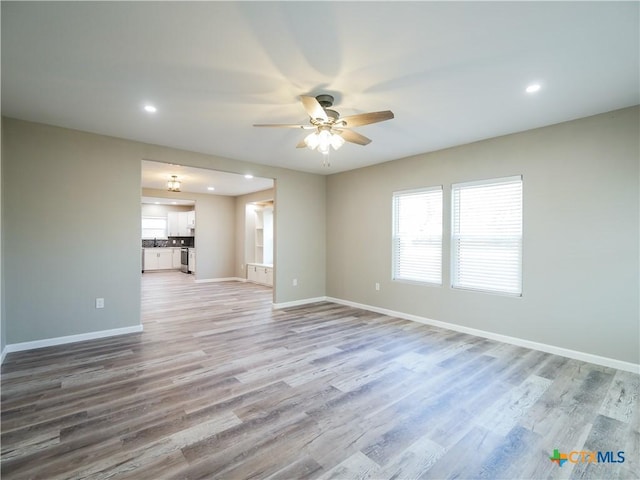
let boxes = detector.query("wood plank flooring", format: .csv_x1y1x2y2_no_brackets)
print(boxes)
2,271,638,479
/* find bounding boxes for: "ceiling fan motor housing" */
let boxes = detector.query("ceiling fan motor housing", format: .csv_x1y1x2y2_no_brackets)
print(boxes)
316,94,334,109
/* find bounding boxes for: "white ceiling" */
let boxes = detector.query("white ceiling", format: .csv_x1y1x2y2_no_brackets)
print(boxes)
141,160,274,196
2,2,638,175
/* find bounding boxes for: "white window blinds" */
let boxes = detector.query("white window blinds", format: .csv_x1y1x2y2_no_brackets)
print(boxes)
141,216,168,239
392,187,443,284
452,176,522,295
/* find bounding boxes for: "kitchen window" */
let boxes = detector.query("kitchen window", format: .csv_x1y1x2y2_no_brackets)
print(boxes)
392,186,443,285
141,216,168,239
451,175,523,296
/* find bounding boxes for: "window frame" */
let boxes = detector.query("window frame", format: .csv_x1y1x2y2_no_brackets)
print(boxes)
141,216,168,240
392,185,444,286
450,175,523,297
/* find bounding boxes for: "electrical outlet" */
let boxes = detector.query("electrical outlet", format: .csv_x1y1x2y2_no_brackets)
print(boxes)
292,278,298,287
375,282,380,291
95,298,105,309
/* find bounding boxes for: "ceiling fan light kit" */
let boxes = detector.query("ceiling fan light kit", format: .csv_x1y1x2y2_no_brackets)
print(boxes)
303,127,345,155
254,94,394,166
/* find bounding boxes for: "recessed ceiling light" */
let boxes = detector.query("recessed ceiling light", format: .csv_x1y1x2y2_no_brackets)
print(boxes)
154,202,160,205
207,187,215,191
144,105,157,113
244,174,254,179
525,84,541,94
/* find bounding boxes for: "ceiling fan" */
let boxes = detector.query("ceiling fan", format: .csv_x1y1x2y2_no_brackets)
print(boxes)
253,94,394,160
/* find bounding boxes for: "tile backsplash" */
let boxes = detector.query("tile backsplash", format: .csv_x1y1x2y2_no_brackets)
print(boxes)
142,236,195,248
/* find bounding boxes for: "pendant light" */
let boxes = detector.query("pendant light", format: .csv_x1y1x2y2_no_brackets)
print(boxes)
167,175,181,192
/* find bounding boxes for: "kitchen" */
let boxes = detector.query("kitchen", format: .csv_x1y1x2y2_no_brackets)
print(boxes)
141,199,196,274
141,160,274,284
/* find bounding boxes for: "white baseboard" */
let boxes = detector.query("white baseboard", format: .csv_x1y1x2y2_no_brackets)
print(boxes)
272,296,328,309
3,298,636,374
216,285,635,375
194,277,245,284
1,325,144,363
325,297,640,374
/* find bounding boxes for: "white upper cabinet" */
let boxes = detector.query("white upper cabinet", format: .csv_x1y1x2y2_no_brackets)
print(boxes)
168,210,195,237
167,211,180,236
187,210,196,229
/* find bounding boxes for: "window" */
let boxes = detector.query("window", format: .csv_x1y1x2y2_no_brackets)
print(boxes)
451,176,523,296
392,187,443,284
141,216,168,239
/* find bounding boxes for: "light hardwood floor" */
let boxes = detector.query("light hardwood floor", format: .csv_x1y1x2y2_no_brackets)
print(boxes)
2,272,638,479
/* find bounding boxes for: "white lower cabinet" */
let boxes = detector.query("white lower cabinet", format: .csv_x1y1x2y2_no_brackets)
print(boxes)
143,248,176,271
247,263,273,286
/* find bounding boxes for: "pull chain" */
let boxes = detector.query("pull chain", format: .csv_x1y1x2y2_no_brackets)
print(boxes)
322,150,331,168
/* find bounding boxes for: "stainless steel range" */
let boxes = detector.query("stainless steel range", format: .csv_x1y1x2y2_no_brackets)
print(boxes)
180,247,189,273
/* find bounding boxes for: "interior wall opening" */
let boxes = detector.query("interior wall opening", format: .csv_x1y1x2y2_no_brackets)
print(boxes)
140,159,275,302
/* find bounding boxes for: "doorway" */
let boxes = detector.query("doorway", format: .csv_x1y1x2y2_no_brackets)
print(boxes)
245,199,274,287
140,159,275,288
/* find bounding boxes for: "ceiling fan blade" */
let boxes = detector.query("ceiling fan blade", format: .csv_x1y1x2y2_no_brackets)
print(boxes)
300,96,328,122
295,138,307,149
338,110,394,128
337,129,372,146
253,123,313,129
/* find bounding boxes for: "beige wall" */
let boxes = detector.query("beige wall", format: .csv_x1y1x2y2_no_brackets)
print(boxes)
3,119,142,343
235,180,326,301
3,108,637,365
2,118,326,344
275,171,326,302
0,116,5,354
326,107,639,365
